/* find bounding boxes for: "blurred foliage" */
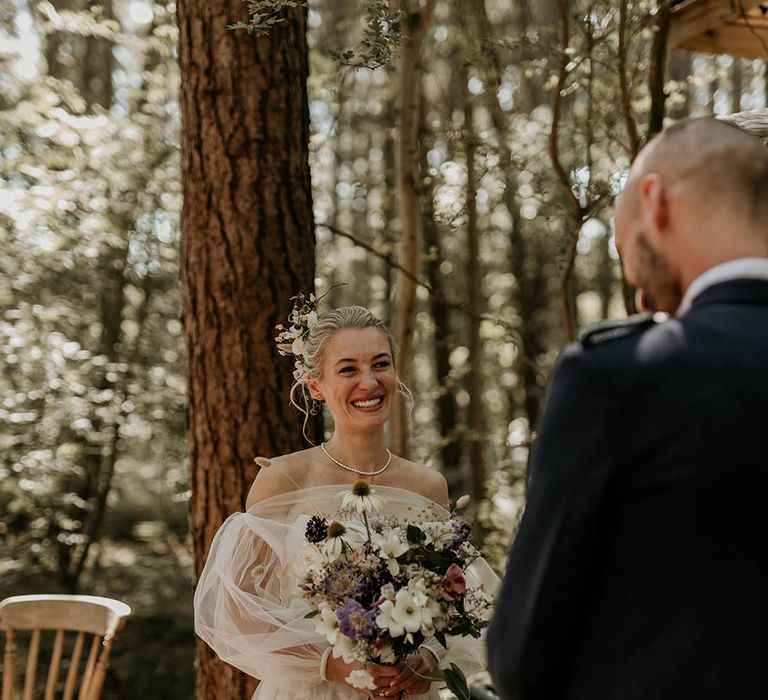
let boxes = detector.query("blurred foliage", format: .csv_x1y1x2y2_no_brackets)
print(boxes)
1,0,765,697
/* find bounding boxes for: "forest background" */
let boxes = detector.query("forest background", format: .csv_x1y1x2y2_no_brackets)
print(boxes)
1,0,766,697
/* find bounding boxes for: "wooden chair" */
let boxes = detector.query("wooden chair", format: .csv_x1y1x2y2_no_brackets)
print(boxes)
0,595,130,700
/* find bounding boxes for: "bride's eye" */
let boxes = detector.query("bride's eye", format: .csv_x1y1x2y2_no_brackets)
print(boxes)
374,361,391,369
339,366,356,374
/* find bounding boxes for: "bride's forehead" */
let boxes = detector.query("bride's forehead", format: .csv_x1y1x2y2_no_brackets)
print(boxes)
324,328,390,357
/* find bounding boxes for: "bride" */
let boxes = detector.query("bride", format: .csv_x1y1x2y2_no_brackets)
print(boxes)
194,300,497,699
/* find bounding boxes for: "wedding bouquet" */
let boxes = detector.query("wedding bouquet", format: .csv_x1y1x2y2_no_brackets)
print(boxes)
301,480,493,699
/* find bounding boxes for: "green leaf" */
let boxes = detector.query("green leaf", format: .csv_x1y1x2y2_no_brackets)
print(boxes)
443,664,470,700
406,524,426,544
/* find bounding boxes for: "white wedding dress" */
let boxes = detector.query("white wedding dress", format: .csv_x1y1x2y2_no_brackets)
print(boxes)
194,484,499,700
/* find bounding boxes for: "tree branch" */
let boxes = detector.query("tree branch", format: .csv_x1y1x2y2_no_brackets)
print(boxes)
647,0,673,140
619,0,640,159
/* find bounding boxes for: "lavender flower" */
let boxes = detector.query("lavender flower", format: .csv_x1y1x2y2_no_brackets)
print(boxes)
305,515,328,543
445,519,473,550
336,600,376,639
322,559,369,605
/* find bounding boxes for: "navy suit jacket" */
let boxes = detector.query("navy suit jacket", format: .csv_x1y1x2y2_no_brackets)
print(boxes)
487,279,768,700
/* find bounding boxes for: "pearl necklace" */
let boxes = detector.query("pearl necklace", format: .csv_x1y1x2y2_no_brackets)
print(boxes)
321,442,393,476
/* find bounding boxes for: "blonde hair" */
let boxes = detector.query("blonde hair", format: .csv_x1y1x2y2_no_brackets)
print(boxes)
720,108,768,149
288,305,412,442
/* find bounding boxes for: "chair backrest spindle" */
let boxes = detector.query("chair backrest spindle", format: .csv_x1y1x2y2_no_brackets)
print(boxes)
62,630,86,700
44,628,64,700
22,628,41,700
2,628,16,700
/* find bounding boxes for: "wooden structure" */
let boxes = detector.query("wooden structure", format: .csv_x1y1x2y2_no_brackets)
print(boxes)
0,594,130,700
669,0,768,59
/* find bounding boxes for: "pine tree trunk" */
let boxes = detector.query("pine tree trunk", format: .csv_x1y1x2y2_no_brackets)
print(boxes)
177,2,315,697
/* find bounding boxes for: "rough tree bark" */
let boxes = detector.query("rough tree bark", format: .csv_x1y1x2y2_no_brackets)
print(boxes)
177,2,316,698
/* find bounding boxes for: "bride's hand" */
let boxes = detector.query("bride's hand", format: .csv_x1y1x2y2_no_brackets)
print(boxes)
325,654,360,687
374,648,437,697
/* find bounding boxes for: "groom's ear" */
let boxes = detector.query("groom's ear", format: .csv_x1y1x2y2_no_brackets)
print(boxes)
640,173,670,242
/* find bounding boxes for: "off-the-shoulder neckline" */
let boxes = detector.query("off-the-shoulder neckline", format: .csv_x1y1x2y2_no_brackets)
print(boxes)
247,482,450,514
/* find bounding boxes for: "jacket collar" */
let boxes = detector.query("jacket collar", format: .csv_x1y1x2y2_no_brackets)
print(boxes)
689,278,768,312
677,258,768,315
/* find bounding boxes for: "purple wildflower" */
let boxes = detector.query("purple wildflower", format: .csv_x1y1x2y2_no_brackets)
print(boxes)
445,519,473,550
322,560,369,606
336,600,376,639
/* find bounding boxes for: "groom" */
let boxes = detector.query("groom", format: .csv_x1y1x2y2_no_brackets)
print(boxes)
487,117,768,700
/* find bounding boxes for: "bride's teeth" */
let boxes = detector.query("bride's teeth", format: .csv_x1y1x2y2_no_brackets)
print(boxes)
353,398,382,408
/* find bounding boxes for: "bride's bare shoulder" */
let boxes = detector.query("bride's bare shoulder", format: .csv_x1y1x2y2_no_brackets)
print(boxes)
391,456,450,509
245,447,320,509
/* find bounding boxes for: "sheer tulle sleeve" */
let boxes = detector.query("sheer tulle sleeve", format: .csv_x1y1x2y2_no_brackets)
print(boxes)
193,492,329,684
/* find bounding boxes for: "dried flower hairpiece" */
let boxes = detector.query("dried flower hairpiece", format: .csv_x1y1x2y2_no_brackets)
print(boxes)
274,291,321,382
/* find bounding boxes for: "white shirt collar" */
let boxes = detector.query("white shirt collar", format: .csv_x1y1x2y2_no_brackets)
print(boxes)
676,257,768,316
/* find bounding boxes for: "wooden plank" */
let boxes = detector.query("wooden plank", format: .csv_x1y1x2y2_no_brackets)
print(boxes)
669,0,765,45
674,22,768,59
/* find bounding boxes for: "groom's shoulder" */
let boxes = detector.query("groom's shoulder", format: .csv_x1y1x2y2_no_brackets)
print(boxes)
579,312,670,349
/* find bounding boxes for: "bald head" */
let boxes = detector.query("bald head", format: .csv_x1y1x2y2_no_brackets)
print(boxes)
628,117,768,226
615,116,768,313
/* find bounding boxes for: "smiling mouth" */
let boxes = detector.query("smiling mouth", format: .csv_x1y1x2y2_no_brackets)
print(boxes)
351,397,384,409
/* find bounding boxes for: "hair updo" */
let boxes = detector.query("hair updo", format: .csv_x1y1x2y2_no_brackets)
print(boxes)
720,108,768,149
284,305,410,441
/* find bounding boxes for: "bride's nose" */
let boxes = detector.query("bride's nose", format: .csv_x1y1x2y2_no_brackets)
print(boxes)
357,368,379,390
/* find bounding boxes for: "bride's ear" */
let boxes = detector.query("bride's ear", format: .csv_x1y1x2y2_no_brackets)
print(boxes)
306,374,323,402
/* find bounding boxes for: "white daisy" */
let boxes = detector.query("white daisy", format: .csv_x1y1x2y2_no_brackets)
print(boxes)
339,480,384,515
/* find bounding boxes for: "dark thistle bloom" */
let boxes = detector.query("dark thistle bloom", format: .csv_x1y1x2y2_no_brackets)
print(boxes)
336,599,376,639
305,516,328,543
446,519,473,550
